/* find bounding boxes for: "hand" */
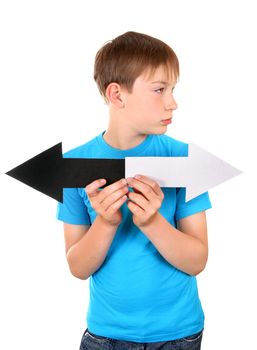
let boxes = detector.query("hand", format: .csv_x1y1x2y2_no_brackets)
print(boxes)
126,175,164,228
85,178,129,227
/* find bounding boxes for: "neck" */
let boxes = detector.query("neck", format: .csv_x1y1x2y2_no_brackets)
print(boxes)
103,112,147,150
103,129,147,150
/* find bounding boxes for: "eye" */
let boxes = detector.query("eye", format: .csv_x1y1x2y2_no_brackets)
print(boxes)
154,88,165,94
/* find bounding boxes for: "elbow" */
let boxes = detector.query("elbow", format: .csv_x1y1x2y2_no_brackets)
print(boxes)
69,265,89,280
191,264,207,276
74,273,88,281
66,252,89,280
190,250,208,276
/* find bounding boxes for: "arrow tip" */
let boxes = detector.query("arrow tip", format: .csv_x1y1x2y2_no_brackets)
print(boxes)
185,142,243,201
5,142,64,202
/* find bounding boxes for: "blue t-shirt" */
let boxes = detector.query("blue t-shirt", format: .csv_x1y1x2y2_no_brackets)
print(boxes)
56,131,212,342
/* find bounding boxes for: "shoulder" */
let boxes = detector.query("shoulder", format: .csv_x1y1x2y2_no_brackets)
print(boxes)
154,133,188,156
62,135,98,158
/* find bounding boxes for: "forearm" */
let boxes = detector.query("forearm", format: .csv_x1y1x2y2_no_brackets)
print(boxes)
67,215,119,280
139,212,208,275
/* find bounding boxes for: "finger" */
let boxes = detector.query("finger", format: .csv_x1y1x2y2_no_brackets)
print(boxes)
127,177,155,201
98,178,127,203
127,199,144,216
127,191,149,211
107,194,128,213
133,175,163,196
85,178,106,198
85,178,126,199
101,185,128,211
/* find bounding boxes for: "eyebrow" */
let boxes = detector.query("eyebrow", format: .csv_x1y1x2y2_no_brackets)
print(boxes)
151,80,175,86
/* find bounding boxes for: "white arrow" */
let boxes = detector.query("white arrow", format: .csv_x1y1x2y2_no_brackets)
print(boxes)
125,142,242,202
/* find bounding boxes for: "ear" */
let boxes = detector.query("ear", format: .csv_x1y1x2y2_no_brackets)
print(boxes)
105,82,125,108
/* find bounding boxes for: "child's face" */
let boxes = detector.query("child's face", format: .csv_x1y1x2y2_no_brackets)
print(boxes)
122,64,178,135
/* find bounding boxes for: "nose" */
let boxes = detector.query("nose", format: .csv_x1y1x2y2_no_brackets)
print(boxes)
165,94,178,111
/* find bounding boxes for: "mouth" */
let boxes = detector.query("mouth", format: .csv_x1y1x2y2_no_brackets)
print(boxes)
161,118,172,124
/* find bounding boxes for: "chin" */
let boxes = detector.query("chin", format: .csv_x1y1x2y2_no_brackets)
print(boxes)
140,127,167,136
151,128,167,135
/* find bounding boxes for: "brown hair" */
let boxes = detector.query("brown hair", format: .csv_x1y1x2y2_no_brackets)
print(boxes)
93,31,179,103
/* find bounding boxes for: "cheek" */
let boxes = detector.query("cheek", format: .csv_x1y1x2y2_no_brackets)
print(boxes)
130,97,149,116
126,94,161,121
148,99,163,114
140,96,158,110
138,99,161,123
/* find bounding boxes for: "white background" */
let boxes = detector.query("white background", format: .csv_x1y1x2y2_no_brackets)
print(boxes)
0,0,256,349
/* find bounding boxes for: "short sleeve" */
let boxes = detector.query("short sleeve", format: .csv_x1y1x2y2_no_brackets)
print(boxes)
56,187,91,225
175,187,212,221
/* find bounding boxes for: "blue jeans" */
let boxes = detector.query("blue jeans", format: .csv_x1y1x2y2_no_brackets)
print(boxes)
79,328,203,350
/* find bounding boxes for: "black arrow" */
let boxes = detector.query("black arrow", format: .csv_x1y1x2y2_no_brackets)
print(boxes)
5,143,125,203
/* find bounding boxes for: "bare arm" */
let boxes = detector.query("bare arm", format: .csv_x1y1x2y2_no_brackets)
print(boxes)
139,211,208,276
64,217,119,280
63,177,129,280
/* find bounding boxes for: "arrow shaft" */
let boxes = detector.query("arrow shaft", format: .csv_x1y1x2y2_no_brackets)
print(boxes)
62,158,125,188
125,157,189,187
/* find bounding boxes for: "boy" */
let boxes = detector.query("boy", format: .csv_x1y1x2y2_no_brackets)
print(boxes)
56,31,212,350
